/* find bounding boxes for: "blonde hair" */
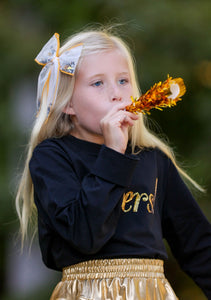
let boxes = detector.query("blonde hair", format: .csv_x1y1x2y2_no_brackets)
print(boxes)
16,26,203,247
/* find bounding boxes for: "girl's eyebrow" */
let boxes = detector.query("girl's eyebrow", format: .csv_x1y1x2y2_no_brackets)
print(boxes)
88,71,130,80
117,71,131,78
88,74,105,80
118,71,130,75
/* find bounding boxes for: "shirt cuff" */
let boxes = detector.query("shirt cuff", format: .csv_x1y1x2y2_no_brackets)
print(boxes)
92,145,139,187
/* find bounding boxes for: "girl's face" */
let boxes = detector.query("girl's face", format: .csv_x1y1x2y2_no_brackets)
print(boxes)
66,48,133,144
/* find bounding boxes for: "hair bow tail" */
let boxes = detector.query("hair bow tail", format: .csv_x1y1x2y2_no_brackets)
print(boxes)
36,64,52,114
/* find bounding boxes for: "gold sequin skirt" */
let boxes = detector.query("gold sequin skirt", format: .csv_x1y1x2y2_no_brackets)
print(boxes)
50,258,178,300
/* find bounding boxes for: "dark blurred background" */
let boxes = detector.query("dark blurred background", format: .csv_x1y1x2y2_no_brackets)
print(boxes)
0,0,210,299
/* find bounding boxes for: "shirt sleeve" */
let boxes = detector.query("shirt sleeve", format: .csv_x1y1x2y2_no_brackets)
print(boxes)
162,159,211,299
29,142,139,255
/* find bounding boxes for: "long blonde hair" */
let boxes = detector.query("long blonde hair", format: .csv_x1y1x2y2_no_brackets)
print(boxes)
16,26,203,247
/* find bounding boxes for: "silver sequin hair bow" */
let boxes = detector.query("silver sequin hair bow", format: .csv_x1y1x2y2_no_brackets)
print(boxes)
35,33,83,120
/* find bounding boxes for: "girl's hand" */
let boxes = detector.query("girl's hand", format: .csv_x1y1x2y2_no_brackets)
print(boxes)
100,104,139,154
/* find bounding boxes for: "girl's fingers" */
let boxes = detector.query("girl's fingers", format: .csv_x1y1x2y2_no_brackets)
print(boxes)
104,102,132,118
100,105,139,153
114,111,139,126
101,111,139,131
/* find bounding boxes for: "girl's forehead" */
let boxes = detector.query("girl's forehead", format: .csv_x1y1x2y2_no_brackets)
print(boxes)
78,49,130,76
82,48,126,62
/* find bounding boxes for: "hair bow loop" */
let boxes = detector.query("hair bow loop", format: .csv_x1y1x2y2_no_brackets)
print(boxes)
35,33,60,66
60,43,83,75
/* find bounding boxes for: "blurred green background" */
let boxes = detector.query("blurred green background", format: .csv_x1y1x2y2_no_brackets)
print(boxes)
0,0,210,299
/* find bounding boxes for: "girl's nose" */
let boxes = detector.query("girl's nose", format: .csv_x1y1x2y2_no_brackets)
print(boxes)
110,85,122,102
112,95,122,101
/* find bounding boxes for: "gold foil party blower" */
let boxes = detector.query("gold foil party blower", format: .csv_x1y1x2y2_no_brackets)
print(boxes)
126,75,186,114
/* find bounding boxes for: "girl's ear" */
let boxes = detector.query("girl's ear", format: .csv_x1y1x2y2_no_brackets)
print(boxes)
63,102,75,115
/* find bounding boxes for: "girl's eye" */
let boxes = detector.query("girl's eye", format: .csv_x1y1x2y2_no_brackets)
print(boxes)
119,79,128,85
92,81,103,87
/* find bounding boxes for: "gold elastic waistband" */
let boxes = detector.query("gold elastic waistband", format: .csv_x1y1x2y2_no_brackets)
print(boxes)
62,258,164,280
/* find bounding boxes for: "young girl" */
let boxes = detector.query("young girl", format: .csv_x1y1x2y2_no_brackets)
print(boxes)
16,28,211,300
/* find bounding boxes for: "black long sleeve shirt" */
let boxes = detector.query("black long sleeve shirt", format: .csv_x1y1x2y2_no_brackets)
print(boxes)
29,134,211,299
